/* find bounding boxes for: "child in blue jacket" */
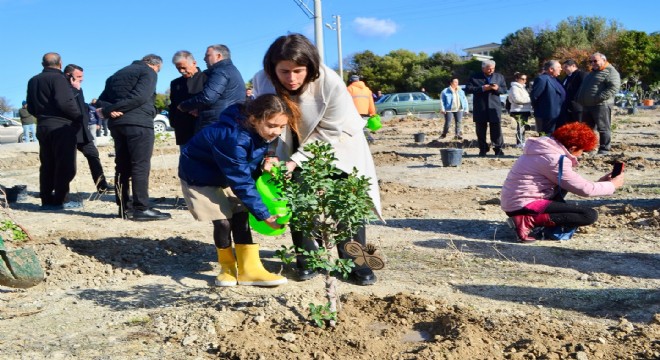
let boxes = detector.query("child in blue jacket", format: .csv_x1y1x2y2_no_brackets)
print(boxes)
179,94,296,287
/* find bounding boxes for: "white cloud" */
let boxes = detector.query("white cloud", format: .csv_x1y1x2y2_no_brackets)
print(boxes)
352,17,398,38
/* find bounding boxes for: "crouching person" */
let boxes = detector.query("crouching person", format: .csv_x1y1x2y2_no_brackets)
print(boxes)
178,94,295,286
500,122,625,243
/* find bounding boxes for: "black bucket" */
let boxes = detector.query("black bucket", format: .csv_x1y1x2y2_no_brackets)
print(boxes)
440,149,463,167
414,133,426,143
2,185,28,203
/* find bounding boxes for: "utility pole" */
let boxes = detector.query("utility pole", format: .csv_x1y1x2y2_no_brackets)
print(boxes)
314,0,324,62
325,15,343,80
292,0,325,62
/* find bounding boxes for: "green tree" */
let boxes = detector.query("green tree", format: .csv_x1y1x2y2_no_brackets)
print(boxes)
492,27,543,80
154,93,169,113
273,142,377,328
553,16,621,51
0,96,12,114
613,30,659,83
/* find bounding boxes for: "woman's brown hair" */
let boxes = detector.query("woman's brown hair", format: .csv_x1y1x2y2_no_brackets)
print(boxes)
261,33,321,134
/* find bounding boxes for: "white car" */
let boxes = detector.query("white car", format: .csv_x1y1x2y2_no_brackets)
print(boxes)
154,113,172,133
0,116,25,144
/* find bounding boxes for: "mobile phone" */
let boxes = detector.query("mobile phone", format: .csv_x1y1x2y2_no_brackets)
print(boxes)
612,161,625,177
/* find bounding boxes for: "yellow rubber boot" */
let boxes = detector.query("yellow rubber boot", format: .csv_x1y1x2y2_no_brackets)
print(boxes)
235,244,287,286
215,247,237,287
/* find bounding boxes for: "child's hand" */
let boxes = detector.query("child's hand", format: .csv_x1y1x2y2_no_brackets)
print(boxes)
263,156,280,172
264,215,284,230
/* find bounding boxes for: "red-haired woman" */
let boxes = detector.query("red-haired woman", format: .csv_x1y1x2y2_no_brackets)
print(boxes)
500,122,625,242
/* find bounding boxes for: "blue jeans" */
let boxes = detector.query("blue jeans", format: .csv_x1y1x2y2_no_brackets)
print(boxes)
442,111,463,137
22,124,36,142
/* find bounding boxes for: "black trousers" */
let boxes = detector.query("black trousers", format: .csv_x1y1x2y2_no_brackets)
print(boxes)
110,125,154,211
475,121,504,153
582,104,612,151
506,201,598,228
36,123,78,205
77,141,107,189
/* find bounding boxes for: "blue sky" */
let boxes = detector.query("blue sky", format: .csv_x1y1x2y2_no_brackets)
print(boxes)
1,0,658,112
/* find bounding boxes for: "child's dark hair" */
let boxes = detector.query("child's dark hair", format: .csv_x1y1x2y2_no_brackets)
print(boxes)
244,94,299,133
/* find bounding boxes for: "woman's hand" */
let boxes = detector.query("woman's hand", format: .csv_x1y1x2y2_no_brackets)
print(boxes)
285,160,297,173
264,215,284,230
601,172,625,188
610,173,625,188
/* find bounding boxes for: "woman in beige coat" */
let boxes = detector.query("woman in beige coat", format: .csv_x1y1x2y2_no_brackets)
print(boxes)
253,33,382,285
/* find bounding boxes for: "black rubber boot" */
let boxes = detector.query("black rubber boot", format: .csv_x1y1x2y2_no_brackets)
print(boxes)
291,231,320,281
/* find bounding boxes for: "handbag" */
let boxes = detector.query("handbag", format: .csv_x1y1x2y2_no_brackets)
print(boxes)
540,155,577,240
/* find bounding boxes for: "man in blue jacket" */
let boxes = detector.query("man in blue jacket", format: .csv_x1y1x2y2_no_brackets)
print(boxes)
531,60,567,135
464,60,508,157
177,44,245,131
96,54,171,221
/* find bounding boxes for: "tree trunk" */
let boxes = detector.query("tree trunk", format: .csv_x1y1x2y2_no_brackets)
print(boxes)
324,249,339,327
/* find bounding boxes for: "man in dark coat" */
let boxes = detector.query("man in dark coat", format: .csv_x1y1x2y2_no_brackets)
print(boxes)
531,60,567,135
169,50,207,146
464,60,508,156
63,64,113,193
96,54,170,221
561,59,587,123
177,44,245,131
26,52,82,209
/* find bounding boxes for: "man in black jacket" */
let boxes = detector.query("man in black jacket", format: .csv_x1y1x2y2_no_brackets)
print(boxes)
464,60,508,157
26,52,82,209
169,50,207,146
561,59,587,123
63,64,113,194
177,44,245,131
96,54,170,221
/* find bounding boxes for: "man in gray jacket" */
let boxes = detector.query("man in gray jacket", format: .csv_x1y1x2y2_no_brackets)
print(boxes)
576,52,621,155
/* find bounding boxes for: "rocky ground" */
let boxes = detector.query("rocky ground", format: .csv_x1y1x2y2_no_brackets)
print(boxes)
0,108,658,359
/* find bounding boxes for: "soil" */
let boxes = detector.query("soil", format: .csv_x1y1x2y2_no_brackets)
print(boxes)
1,109,659,360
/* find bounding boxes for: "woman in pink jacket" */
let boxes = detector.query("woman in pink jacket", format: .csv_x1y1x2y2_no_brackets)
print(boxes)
500,122,625,242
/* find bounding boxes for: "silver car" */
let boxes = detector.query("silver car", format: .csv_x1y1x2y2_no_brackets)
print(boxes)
154,112,172,134
0,116,24,144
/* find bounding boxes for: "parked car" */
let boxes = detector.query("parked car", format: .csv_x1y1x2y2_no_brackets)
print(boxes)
154,112,172,133
0,116,24,144
375,92,441,116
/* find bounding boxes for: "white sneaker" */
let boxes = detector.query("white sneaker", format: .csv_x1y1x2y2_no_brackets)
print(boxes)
63,201,82,209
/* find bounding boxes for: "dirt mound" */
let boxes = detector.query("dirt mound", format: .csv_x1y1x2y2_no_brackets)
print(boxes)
212,292,660,359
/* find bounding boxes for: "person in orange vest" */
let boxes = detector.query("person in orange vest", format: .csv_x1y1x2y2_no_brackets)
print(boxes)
347,75,376,143
347,75,376,117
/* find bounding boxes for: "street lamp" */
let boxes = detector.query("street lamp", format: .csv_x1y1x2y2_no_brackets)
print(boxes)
325,15,343,80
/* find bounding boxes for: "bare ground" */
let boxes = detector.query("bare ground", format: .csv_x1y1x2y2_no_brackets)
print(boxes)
0,108,659,360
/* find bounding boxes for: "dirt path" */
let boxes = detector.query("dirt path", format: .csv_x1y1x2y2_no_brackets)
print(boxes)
1,109,658,359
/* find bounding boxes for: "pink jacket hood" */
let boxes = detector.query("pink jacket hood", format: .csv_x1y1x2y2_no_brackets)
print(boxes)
500,137,615,212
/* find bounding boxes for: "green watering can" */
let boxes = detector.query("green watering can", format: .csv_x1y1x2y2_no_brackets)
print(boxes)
248,168,291,236
366,114,382,132
0,235,44,288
